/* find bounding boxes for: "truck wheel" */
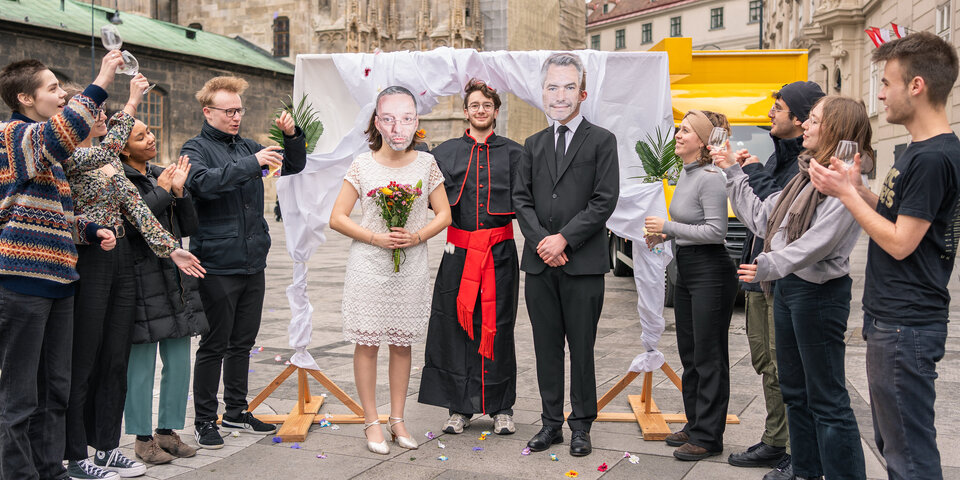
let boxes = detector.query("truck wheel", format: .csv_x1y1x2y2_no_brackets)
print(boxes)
610,234,632,277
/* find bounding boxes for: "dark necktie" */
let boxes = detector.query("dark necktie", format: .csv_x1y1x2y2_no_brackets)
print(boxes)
555,124,569,171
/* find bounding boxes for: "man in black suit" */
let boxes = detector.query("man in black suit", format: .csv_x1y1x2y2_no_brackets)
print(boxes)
513,52,619,457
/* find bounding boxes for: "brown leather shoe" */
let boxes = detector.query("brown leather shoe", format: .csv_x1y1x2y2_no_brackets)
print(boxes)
673,442,722,461
135,438,175,465
664,430,689,447
155,431,198,458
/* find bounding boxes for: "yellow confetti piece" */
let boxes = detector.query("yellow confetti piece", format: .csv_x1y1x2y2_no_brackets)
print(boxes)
565,471,579,478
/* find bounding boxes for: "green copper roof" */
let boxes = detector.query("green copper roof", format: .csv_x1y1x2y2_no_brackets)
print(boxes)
0,0,294,75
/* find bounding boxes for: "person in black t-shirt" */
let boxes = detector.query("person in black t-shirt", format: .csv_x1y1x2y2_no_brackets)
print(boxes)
810,32,960,480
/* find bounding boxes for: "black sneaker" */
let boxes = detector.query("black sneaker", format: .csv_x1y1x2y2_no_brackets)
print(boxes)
93,449,146,478
728,441,787,468
194,420,224,449
763,454,794,480
221,411,278,434
67,459,120,479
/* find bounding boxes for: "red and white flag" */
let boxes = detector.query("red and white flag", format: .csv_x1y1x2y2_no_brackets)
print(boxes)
866,23,912,47
891,23,909,38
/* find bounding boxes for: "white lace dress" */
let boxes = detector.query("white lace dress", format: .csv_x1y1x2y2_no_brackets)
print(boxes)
341,151,445,346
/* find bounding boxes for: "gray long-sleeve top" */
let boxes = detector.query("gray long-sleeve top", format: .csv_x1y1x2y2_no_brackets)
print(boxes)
662,162,728,246
724,164,862,284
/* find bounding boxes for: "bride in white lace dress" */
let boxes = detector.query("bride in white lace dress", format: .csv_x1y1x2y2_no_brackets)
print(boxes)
329,86,451,455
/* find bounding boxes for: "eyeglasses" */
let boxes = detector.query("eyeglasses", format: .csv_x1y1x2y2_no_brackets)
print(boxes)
467,102,495,112
769,104,791,114
377,115,417,126
207,106,246,118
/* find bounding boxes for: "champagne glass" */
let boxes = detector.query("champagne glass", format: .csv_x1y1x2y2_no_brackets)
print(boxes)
100,26,156,95
708,127,729,152
835,140,858,169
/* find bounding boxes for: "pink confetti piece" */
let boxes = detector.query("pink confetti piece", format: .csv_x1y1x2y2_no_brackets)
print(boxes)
597,462,608,472
425,431,436,439
364,68,371,77
284,361,291,365
274,355,282,362
316,453,327,459
623,451,631,458
420,90,426,96
521,447,531,456
258,346,264,352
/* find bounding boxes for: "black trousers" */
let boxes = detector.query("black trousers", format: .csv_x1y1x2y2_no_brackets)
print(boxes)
65,238,136,460
193,272,265,423
0,287,73,480
674,244,737,452
525,268,604,432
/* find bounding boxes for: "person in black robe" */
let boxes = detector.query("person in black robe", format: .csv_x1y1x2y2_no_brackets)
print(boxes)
418,79,522,435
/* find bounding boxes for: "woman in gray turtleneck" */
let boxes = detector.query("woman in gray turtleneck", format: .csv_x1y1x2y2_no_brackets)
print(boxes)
644,110,738,461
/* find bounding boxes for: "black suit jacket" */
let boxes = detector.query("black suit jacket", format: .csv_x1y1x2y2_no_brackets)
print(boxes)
513,118,619,275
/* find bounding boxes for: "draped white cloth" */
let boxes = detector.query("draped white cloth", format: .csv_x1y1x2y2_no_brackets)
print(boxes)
278,48,674,371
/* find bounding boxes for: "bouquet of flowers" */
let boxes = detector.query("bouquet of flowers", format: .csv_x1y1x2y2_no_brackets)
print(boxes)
367,179,423,272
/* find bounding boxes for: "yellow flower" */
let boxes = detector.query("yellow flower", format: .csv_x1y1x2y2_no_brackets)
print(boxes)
380,187,394,196
415,128,426,139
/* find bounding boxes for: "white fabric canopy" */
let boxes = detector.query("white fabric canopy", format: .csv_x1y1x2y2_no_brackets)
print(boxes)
278,47,674,371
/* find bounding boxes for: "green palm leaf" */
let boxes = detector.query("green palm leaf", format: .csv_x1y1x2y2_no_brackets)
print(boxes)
269,94,324,151
630,125,681,183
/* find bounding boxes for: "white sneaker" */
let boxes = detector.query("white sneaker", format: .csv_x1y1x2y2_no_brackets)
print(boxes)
442,413,470,434
93,449,146,478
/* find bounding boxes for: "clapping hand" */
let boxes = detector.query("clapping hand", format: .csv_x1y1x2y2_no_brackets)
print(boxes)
157,162,175,193
170,155,191,197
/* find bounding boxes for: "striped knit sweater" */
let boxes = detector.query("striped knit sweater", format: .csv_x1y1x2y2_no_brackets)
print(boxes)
0,85,110,298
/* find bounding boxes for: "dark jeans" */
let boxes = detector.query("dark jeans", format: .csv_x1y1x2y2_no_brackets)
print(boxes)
864,315,946,480
65,239,136,460
774,274,864,479
0,287,73,480
525,269,604,432
674,244,737,452
193,272,265,423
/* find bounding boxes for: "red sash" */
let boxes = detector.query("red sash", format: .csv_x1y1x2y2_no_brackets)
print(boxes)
445,223,514,360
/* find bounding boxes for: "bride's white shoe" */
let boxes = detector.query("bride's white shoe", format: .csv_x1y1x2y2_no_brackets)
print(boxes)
388,417,418,450
363,420,390,455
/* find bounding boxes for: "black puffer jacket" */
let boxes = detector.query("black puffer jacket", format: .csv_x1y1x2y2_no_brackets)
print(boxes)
122,162,208,344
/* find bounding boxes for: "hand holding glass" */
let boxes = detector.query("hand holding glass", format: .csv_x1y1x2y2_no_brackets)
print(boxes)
708,127,729,153
835,140,858,169
100,25,156,95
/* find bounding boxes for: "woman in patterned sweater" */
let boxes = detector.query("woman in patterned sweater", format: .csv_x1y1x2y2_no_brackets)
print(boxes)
61,75,205,480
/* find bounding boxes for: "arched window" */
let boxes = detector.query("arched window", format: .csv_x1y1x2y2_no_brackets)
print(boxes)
140,88,166,163
274,16,290,57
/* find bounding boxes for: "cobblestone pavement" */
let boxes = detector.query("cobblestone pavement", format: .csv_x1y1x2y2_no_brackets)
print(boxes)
112,217,960,479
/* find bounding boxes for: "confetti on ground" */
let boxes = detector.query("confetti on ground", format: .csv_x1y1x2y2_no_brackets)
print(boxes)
425,431,436,439
521,447,531,456
478,434,487,440
319,419,331,427
437,455,448,461
272,436,282,443
258,346,264,352
549,453,558,461
231,432,240,438
321,393,328,398
473,447,483,452
291,443,301,449
330,424,340,430
565,471,579,478
274,355,282,362
481,430,491,435
316,453,327,459
437,440,445,449
623,452,631,458
628,454,640,464
248,369,254,373
597,462,608,472
284,361,291,365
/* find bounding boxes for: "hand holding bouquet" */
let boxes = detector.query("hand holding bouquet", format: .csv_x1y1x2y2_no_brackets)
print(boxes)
367,180,423,272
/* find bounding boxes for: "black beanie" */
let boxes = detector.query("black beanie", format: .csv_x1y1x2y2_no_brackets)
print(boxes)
777,81,825,122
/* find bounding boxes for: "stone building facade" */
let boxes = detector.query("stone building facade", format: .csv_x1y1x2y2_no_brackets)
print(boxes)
119,0,586,145
764,0,959,187
587,0,763,51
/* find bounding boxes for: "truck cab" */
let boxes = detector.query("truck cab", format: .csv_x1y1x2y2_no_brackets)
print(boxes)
608,38,808,306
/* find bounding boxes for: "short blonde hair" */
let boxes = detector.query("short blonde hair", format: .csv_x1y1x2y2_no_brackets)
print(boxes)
195,76,248,106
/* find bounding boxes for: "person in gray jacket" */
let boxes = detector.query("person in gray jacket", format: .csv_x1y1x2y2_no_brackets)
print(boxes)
715,95,872,480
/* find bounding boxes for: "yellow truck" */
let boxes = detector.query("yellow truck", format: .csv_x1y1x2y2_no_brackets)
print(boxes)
608,38,809,306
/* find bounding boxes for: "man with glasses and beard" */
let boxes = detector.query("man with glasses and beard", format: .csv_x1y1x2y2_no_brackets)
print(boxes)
418,79,523,436
182,76,306,449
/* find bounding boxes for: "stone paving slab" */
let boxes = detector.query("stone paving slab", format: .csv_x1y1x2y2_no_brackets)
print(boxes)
115,216,960,479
